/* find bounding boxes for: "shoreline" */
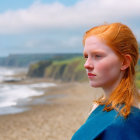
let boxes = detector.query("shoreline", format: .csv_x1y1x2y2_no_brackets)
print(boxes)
0,80,104,140
0,77,59,115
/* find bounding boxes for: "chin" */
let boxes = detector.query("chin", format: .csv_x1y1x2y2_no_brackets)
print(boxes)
89,82,101,88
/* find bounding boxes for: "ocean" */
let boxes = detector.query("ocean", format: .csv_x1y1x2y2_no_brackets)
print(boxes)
0,67,57,115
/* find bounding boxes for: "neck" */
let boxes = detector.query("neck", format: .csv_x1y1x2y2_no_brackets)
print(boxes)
102,71,124,100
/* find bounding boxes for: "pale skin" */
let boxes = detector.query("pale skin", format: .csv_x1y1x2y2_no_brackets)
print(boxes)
83,36,138,111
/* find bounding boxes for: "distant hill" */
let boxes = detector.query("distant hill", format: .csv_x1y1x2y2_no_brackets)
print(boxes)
0,53,83,67
27,56,88,82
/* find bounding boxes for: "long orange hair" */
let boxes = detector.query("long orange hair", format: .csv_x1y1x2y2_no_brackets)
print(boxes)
83,23,140,118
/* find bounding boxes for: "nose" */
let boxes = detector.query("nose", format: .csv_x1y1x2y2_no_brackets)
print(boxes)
84,58,94,70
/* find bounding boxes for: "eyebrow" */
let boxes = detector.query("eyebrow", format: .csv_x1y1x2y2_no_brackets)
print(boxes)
83,50,106,55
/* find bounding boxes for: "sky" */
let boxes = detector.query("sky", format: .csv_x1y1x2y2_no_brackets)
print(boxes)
0,0,140,56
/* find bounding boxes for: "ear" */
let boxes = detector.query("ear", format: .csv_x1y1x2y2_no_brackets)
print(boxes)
120,54,132,71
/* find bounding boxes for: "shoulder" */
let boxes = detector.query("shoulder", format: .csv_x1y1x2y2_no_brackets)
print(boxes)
110,107,140,132
96,107,140,140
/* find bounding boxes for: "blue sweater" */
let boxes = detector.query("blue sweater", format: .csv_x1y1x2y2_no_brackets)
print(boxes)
71,105,140,140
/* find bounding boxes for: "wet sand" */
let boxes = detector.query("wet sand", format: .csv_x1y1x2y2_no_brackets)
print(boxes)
0,80,104,140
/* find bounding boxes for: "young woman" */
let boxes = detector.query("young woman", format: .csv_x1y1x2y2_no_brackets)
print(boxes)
71,23,140,140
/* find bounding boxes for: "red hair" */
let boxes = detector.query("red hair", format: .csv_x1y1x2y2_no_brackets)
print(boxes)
83,23,140,118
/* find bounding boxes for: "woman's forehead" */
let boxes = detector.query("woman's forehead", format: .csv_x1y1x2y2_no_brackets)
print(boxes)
84,36,113,53
85,36,101,45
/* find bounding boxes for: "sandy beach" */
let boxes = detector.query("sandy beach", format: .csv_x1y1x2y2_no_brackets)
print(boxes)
0,79,104,140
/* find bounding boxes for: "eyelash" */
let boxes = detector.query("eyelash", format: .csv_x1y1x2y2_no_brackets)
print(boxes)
84,55,101,59
95,55,101,57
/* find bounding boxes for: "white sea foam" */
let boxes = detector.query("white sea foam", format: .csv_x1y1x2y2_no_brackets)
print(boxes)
0,67,15,82
0,67,27,82
0,67,57,115
0,84,44,108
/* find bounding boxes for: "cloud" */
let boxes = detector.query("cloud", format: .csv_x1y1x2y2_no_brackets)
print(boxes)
24,35,82,49
0,0,140,34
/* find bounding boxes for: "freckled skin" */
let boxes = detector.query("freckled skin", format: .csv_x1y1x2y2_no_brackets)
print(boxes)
83,36,123,90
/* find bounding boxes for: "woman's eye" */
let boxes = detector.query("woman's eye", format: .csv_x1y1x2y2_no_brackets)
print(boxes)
95,55,101,57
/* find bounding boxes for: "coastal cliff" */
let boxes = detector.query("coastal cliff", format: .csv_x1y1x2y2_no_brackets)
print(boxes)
27,57,88,82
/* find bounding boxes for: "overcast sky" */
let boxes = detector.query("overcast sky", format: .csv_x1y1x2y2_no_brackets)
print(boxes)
0,0,140,56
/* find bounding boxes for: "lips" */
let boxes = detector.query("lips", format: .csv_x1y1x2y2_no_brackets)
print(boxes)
88,73,96,76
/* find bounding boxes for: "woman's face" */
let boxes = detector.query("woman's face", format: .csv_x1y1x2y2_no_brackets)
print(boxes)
83,36,123,89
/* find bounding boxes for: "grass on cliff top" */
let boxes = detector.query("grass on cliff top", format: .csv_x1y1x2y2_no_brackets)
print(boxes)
45,56,86,78
52,56,83,64
52,56,86,70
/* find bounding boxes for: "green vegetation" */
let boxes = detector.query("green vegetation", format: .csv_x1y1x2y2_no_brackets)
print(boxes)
27,61,53,77
45,56,87,81
27,56,88,82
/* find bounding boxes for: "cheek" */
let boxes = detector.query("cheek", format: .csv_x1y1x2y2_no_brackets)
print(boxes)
96,60,121,76
96,62,110,74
